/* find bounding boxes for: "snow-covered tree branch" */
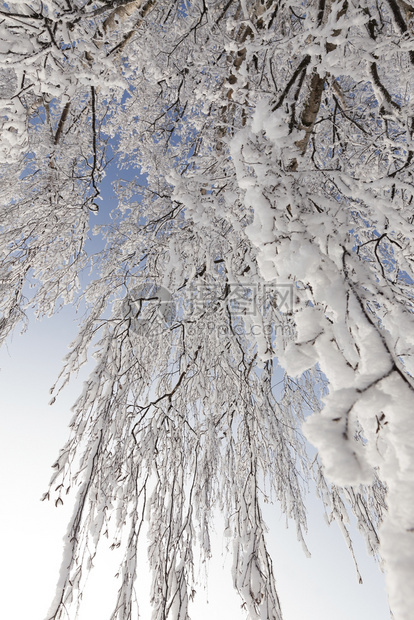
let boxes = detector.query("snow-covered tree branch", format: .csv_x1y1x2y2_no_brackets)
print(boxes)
1,0,413,618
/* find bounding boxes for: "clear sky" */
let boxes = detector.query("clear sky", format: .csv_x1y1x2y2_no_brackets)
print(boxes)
0,299,392,620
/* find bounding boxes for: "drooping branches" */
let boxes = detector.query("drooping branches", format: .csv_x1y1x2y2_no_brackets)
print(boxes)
1,1,414,619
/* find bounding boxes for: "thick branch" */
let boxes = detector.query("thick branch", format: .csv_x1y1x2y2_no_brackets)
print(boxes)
54,101,71,145
272,55,311,112
385,0,414,64
370,62,401,112
295,72,325,155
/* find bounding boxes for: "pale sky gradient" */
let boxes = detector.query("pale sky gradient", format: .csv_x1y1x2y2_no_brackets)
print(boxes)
0,301,392,620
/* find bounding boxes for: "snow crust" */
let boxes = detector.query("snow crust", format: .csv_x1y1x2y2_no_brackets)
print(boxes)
232,96,414,620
